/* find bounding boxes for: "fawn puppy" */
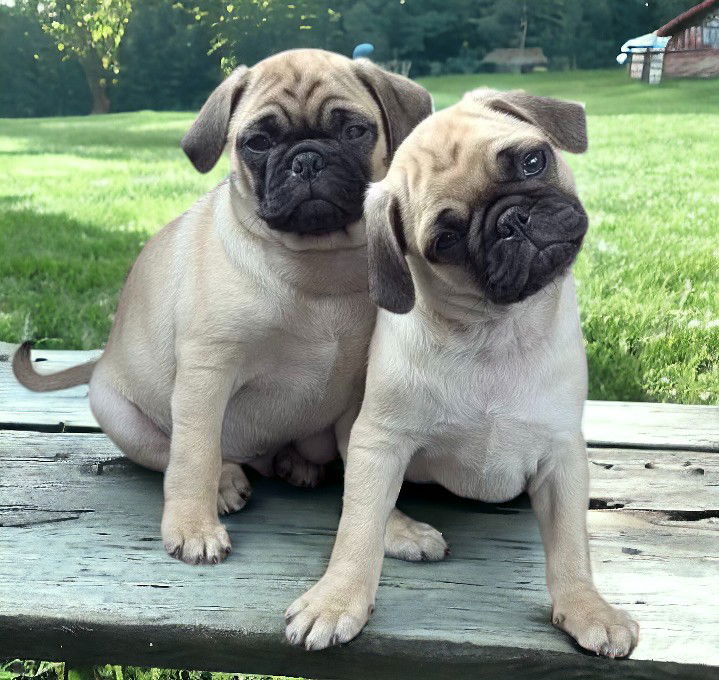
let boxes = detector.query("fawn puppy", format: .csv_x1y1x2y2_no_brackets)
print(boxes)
285,88,639,658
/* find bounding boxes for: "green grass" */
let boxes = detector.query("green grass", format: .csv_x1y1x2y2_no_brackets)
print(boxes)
0,660,295,680
1,69,717,404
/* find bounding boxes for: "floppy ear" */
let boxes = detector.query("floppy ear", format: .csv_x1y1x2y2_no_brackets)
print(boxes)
470,89,587,154
365,184,415,314
181,65,250,173
352,60,433,162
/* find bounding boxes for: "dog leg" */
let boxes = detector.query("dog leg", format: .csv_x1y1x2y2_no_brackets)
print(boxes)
296,428,337,464
90,367,170,473
161,349,237,565
529,435,639,658
285,419,414,650
334,403,445,560
90,369,251,516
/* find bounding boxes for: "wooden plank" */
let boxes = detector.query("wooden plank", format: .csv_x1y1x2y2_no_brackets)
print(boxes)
0,344,101,431
2,346,719,451
583,400,719,452
0,430,717,677
588,447,717,513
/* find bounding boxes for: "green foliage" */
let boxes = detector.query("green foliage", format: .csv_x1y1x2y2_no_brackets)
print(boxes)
0,6,88,117
29,0,133,113
111,0,219,111
1,0,700,117
1,71,717,404
0,659,298,680
36,0,132,77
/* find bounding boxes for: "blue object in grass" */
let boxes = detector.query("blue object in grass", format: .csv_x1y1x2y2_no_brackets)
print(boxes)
353,43,375,60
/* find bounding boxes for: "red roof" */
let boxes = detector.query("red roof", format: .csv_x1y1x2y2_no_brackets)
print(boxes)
656,0,719,37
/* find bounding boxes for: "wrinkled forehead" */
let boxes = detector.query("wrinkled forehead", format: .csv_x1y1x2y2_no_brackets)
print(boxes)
385,105,548,234
233,52,374,130
395,107,544,194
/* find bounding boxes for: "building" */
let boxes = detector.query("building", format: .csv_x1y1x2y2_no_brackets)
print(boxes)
619,0,719,84
480,48,548,74
658,0,719,78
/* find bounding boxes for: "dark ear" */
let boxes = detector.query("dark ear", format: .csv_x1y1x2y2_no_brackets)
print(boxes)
181,65,250,173
472,89,587,154
365,185,415,314
353,59,433,163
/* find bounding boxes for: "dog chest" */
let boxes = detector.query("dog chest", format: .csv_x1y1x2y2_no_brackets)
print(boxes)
222,295,373,457
406,413,553,503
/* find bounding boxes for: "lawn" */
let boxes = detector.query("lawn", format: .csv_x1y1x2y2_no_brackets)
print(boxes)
0,660,294,680
0,69,717,404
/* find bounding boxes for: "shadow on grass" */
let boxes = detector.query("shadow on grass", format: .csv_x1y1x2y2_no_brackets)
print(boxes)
585,343,650,402
0,191,659,396
0,195,147,349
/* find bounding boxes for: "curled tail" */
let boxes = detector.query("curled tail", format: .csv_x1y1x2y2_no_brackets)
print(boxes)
12,341,97,392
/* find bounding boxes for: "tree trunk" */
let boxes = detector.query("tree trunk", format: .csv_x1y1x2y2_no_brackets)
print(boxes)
519,2,528,51
79,56,110,115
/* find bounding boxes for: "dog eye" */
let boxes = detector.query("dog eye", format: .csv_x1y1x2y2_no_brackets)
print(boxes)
344,124,367,140
434,231,460,252
245,134,272,152
522,149,546,177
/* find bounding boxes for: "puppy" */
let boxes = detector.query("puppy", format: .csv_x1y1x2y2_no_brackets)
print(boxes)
13,49,432,565
285,88,640,657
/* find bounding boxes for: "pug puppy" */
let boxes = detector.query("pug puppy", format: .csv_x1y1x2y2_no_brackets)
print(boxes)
13,49,432,565
285,89,640,658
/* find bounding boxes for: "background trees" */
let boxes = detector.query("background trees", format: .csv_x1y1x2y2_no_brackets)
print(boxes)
0,0,694,117
34,0,133,114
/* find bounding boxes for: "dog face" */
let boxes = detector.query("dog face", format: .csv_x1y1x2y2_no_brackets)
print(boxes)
181,49,432,240
364,89,589,312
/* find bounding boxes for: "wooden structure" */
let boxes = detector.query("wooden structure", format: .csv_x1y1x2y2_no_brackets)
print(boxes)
480,48,548,74
658,0,719,78
621,1,719,84
1,345,718,679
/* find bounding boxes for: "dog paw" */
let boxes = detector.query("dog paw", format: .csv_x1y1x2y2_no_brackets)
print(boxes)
217,461,252,515
384,510,448,561
161,507,231,565
552,590,639,658
273,447,325,488
285,576,373,650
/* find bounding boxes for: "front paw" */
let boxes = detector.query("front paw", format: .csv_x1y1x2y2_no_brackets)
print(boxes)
161,505,231,565
274,447,325,488
285,575,374,650
217,461,252,515
552,590,639,658
384,510,448,562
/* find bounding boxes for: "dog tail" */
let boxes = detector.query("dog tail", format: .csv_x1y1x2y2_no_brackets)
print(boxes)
12,341,97,392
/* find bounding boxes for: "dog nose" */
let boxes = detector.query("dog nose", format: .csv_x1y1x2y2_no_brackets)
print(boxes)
496,205,530,238
291,151,325,179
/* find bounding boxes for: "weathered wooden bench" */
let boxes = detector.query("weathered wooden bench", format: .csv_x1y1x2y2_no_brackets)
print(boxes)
1,344,717,679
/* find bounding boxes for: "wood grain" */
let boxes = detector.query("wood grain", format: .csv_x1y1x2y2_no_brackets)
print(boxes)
0,430,717,676
2,346,719,450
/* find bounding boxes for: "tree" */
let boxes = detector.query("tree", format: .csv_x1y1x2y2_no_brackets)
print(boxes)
112,0,219,112
34,0,132,114
0,4,87,117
